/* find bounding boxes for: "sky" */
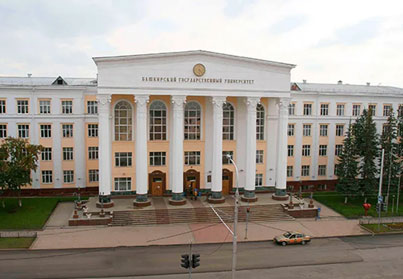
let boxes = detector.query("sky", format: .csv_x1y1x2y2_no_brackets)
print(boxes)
1,0,403,87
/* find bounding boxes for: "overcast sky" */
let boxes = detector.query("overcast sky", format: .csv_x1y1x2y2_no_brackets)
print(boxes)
1,0,403,87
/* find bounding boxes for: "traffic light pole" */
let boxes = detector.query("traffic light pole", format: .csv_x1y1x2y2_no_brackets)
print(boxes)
189,241,192,279
228,156,239,279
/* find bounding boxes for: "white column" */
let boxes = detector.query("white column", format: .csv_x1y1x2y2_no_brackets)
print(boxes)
97,94,112,203
170,95,186,200
135,95,149,202
274,97,289,197
211,96,226,199
244,97,260,199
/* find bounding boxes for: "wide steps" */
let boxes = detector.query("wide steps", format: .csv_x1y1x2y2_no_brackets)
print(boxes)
111,204,294,226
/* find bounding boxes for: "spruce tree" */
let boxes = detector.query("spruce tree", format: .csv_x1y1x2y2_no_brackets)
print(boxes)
336,121,359,203
354,109,380,196
380,108,399,201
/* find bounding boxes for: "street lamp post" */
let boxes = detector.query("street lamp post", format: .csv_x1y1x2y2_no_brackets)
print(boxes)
227,154,239,279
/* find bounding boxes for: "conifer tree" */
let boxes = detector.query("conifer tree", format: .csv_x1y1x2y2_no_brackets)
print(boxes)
336,121,359,203
380,108,399,201
353,109,380,196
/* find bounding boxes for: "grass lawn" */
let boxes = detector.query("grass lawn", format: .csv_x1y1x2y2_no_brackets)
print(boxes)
313,192,403,219
362,223,403,233
0,197,87,230
0,237,35,249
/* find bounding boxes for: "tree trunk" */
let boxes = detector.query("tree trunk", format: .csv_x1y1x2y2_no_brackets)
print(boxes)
18,190,22,207
344,196,348,204
1,199,4,208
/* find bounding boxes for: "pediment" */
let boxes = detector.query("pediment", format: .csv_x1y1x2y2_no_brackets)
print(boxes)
94,50,295,95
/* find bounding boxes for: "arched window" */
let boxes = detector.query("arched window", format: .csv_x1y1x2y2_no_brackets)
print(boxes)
223,103,235,140
114,100,132,141
256,104,265,140
149,101,167,140
184,102,201,140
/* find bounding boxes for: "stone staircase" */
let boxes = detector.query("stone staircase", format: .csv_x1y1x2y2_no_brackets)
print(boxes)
111,204,294,226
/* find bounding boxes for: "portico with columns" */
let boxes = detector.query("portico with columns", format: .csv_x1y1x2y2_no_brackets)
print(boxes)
93,50,295,207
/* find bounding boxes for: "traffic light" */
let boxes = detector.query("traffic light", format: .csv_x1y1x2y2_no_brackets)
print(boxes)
192,254,200,268
181,254,190,269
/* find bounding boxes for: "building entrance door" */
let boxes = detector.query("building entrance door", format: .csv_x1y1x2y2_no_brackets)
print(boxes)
149,171,166,196
183,169,200,197
222,169,233,195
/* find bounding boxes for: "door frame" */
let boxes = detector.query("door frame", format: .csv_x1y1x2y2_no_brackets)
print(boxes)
222,168,233,193
183,169,200,190
148,170,166,196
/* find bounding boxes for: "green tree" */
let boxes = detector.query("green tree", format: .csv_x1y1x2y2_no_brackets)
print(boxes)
336,121,359,203
0,137,42,208
353,109,380,196
380,108,400,202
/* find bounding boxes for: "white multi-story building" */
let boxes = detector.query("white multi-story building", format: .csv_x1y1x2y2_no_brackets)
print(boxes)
0,50,401,207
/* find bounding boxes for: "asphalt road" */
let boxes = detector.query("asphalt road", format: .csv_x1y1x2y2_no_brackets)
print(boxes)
1,234,403,279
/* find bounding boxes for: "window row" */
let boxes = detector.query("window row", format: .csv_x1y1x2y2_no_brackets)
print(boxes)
0,124,92,139
287,144,344,157
0,99,98,115
288,124,345,137
41,169,100,184
114,100,266,142
288,103,401,117
286,165,329,178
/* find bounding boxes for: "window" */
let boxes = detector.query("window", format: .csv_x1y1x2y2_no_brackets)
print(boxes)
88,147,99,160
353,104,361,116
115,152,132,167
336,104,345,116
287,145,294,157
88,124,98,137
301,165,310,177
287,166,293,177
39,100,51,114
335,144,343,156
256,104,265,140
42,170,53,184
318,165,327,176
334,164,340,175
336,125,344,137
87,101,98,114
114,177,131,191
303,104,312,115
18,124,29,138
62,100,73,114
184,151,201,165
320,104,329,116
41,147,52,161
222,151,234,164
17,100,29,114
319,145,327,156
184,102,201,140
62,124,73,138
303,124,311,136
63,170,74,183
288,103,295,115
114,101,132,141
150,152,166,166
63,147,74,160
399,105,403,117
368,104,376,116
383,105,392,117
0,100,5,113
0,124,6,138
382,124,390,136
256,150,264,164
320,124,328,137
40,124,51,138
149,101,167,140
255,174,263,186
288,124,295,136
302,145,311,156
223,103,235,140
89,169,99,182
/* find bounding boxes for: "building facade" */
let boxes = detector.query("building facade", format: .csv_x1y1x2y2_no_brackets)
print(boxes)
0,51,402,206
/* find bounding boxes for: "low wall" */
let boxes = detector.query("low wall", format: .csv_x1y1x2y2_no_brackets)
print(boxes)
1,187,99,197
0,231,37,238
282,203,318,218
359,216,403,225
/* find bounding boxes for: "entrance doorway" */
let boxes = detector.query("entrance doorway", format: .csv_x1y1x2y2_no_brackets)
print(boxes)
222,169,233,195
149,171,166,196
184,169,200,197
